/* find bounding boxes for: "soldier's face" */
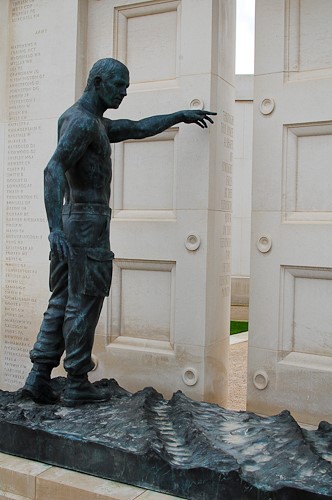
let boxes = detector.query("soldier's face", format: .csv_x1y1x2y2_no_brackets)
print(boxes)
99,67,130,109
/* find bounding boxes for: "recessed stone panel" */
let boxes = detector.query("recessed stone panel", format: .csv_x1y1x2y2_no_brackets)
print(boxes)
281,266,332,357
113,130,177,218
286,0,332,80
114,1,180,84
110,260,175,345
283,123,332,221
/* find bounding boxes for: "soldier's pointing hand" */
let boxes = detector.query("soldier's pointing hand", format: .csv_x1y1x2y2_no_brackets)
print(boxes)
182,110,217,128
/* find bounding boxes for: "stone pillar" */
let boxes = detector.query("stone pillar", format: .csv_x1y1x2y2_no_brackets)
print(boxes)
248,0,332,424
0,0,85,389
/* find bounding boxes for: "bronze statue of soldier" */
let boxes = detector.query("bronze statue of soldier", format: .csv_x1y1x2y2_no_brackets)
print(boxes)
23,58,216,406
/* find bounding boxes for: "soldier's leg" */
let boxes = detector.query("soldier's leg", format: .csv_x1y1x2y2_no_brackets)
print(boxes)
23,255,68,403
62,293,104,376
62,246,113,406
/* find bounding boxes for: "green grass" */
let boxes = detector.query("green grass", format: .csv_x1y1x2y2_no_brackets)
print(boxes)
230,321,248,335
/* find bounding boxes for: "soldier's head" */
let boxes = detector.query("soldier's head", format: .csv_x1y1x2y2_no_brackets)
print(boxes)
85,58,130,109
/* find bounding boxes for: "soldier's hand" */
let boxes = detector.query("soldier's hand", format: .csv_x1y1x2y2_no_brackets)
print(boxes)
182,110,217,128
48,230,74,260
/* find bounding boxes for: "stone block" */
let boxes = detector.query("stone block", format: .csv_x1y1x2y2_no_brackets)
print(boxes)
0,452,50,499
36,467,145,500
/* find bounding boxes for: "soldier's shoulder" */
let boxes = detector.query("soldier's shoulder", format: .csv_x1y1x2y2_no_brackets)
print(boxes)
58,104,99,134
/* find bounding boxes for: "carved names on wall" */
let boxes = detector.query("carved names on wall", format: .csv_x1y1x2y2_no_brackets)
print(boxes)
2,0,49,388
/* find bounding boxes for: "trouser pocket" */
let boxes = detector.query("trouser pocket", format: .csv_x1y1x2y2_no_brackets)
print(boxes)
84,248,114,297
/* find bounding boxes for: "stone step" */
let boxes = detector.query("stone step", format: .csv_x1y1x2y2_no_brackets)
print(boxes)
0,452,180,500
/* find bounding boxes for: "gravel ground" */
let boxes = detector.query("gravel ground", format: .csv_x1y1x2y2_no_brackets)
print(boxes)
226,340,248,411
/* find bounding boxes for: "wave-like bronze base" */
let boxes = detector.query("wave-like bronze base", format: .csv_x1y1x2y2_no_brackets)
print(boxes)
0,378,331,499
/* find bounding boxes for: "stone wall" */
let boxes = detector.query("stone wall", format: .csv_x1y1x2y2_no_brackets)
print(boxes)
248,0,332,424
0,0,235,406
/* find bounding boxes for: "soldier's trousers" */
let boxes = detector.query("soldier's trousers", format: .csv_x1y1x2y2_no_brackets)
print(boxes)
29,203,114,376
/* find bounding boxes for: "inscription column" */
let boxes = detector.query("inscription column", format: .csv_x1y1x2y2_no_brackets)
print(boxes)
0,0,80,390
220,110,233,300
203,2,235,402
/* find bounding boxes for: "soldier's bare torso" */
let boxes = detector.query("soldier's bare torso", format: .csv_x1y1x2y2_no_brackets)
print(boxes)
59,102,112,206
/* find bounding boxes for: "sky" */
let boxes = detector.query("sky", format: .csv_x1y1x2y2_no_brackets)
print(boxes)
236,0,255,74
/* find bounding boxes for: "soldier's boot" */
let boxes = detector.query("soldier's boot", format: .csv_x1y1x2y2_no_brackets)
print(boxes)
62,374,109,407
22,363,59,404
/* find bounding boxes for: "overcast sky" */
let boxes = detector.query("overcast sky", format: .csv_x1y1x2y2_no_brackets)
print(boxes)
236,0,255,74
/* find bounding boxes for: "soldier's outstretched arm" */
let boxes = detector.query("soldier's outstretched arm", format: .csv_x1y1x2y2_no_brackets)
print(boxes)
104,110,217,143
